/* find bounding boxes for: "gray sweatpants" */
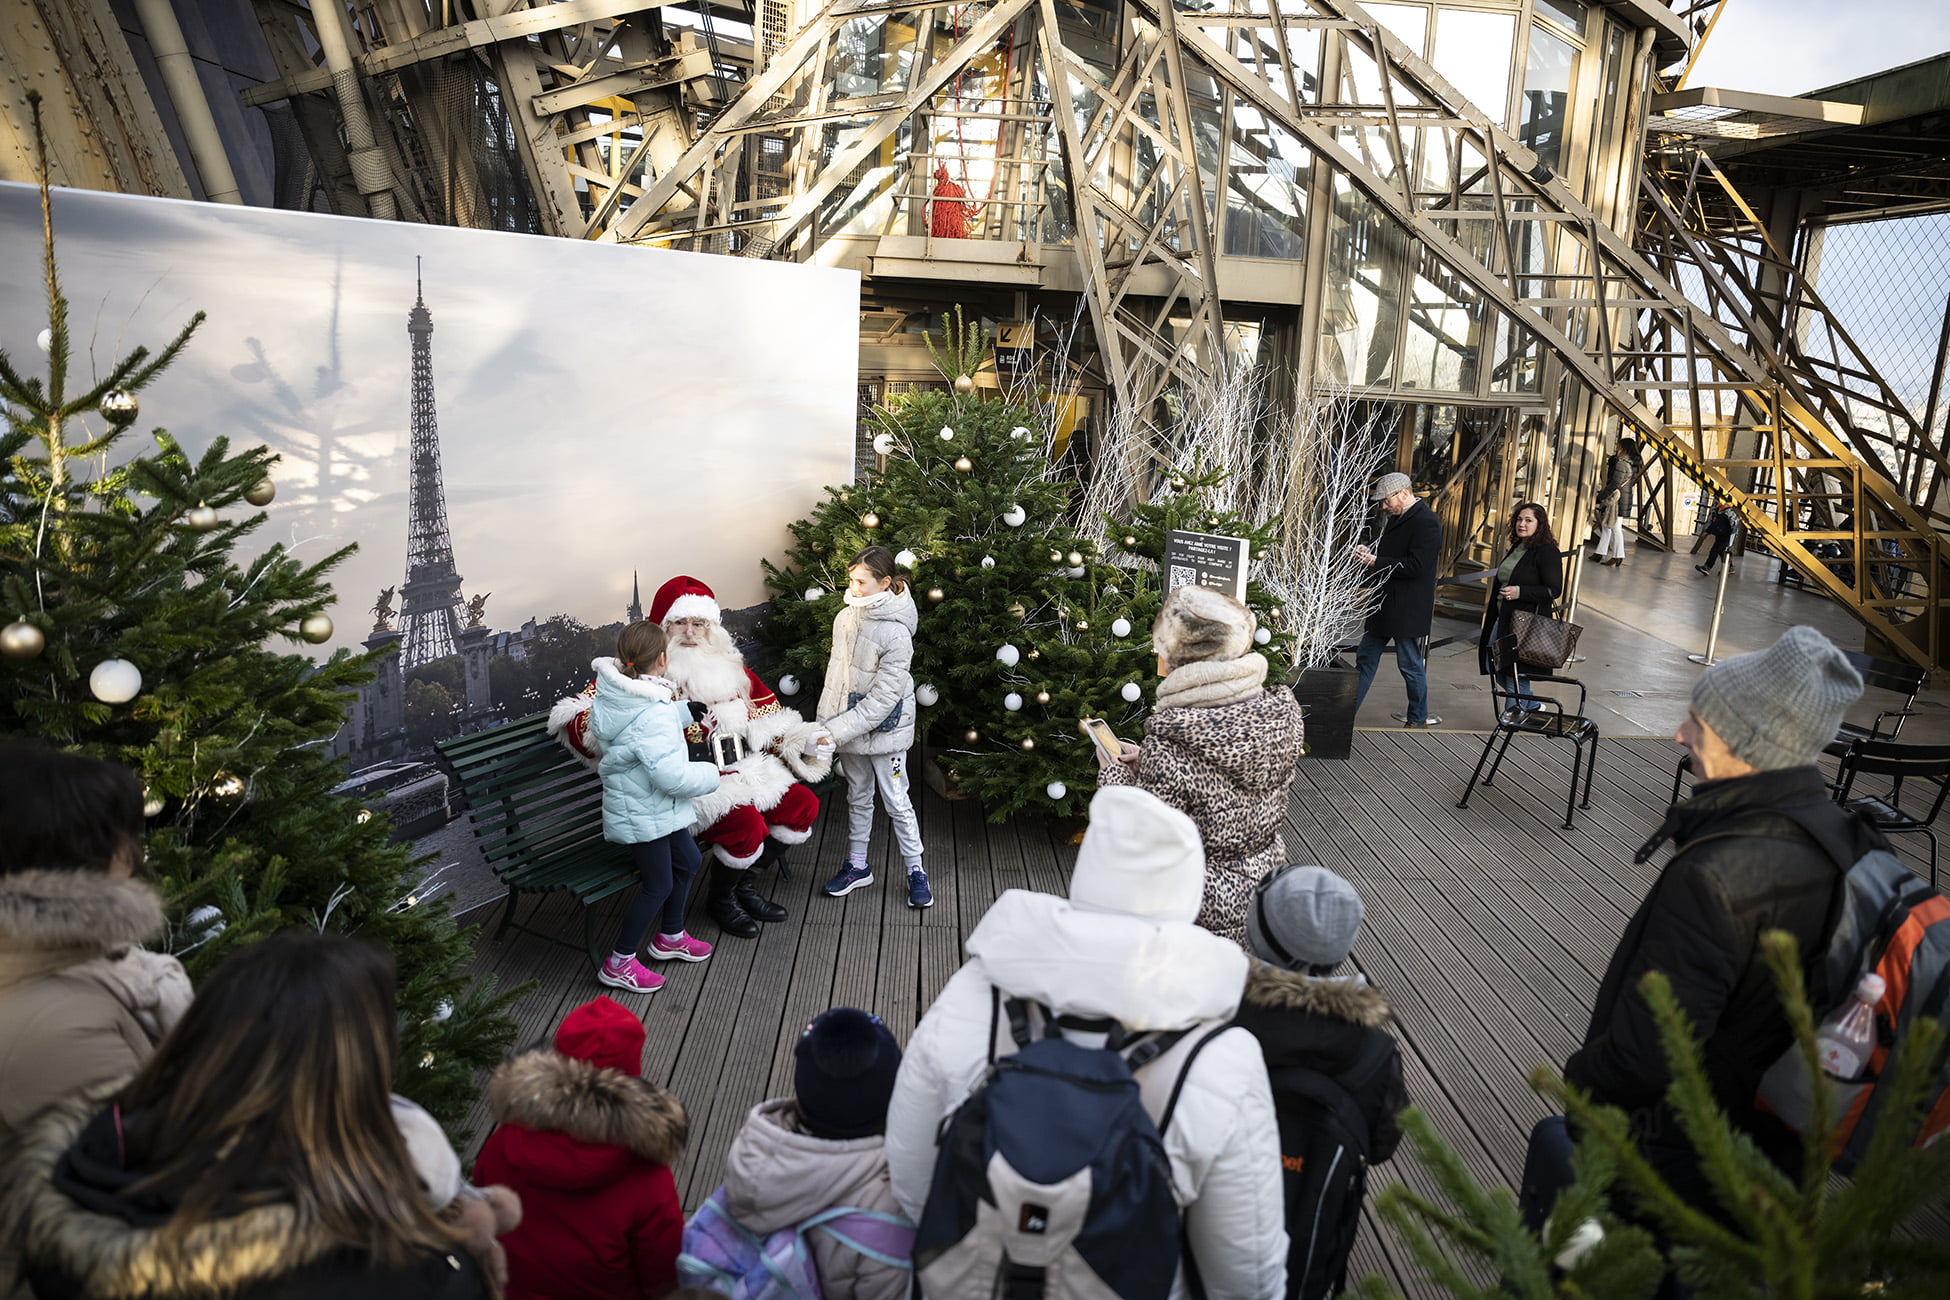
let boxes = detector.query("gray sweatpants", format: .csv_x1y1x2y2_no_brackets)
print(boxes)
838,750,924,867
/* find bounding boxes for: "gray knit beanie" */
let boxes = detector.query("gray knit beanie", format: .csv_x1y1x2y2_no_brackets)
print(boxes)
1690,625,1862,772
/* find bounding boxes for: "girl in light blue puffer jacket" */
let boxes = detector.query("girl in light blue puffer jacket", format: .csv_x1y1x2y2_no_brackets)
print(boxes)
592,620,722,995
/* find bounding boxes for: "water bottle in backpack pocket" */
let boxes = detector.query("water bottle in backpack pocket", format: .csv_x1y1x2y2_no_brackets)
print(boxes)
913,993,1229,1299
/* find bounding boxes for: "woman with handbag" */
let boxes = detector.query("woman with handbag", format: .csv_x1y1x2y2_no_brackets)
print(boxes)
1479,502,1565,713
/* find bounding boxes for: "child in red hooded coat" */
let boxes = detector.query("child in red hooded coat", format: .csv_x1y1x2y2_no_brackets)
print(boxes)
473,996,689,1299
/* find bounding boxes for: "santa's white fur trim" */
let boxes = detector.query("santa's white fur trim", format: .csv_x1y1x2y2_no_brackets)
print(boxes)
710,697,751,735
709,841,766,869
768,824,813,845
592,657,676,700
663,593,721,625
743,702,803,754
771,717,835,783
687,752,796,832
546,693,601,768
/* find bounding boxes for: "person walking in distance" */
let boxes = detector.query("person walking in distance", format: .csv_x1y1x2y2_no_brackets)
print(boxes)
1352,472,1443,727
1593,436,1643,567
591,620,723,995
818,546,929,908
1696,497,1738,576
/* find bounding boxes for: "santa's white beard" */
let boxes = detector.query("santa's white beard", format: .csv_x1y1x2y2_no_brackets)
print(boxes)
665,624,749,705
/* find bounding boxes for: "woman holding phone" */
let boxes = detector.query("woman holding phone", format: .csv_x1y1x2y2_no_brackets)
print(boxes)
1097,585,1306,947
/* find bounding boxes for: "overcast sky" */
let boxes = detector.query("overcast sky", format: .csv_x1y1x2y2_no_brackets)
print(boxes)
0,183,856,657
1686,0,1950,97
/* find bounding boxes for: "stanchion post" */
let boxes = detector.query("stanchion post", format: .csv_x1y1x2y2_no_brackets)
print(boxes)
1687,557,1733,666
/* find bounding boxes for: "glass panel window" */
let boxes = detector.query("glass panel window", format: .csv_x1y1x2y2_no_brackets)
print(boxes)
1398,247,1485,394
1432,8,1515,127
1223,110,1309,259
1318,179,1408,387
831,15,920,100
1534,0,1589,41
1518,24,1576,174
1365,3,1429,56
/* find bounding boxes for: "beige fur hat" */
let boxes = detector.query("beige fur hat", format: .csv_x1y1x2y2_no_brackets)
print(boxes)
1153,584,1255,666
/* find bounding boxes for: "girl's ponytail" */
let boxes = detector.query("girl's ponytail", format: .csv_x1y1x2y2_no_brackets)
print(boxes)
615,620,667,679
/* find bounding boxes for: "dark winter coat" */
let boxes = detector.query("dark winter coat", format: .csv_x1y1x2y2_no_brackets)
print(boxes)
471,1047,689,1300
1597,450,1642,517
1,1095,487,1300
1563,765,1870,1211
1476,542,1564,676
1364,499,1441,640
1233,965,1407,1300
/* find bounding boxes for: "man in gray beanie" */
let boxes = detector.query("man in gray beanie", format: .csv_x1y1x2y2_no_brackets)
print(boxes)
1566,625,1881,1224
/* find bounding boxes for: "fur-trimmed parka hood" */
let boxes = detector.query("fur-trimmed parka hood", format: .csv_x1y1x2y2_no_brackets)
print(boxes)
484,1050,687,1187
3,1095,333,1299
0,871,165,988
1242,962,1391,1027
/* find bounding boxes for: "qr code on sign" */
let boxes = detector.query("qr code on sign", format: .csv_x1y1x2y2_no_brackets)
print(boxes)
1168,565,1196,589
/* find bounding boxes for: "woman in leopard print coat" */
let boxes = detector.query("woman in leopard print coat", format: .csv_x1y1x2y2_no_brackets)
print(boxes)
1099,586,1306,946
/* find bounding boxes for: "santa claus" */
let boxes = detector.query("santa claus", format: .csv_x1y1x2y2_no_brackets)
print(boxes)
551,576,829,937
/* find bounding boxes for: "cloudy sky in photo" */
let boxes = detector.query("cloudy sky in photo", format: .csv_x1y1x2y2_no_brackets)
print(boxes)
0,183,857,656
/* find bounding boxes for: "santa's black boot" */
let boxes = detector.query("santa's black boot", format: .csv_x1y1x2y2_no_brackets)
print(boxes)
733,869,788,923
706,866,760,938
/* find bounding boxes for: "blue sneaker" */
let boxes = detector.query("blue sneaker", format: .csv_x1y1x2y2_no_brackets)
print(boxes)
822,861,874,896
906,867,934,909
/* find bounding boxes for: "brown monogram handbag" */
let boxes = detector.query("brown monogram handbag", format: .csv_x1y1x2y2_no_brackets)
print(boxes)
1511,610,1582,670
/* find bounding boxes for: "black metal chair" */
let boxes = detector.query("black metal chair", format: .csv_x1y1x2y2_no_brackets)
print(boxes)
1458,648,1600,830
1832,739,1950,889
1671,649,1928,805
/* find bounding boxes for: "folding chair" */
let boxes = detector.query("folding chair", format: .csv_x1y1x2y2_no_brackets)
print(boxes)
1832,739,1950,889
1458,647,1601,831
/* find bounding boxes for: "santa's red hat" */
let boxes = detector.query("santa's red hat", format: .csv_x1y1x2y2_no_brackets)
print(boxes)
649,574,721,625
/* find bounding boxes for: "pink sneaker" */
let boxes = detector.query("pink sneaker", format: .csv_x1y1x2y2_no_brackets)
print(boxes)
597,954,664,993
647,931,714,963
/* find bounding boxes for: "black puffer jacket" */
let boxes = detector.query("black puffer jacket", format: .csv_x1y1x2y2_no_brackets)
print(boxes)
1564,766,1873,1208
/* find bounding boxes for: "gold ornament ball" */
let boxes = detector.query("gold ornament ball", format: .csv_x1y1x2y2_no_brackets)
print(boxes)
861,512,881,529
1170,476,1186,489
143,792,165,818
98,389,139,429
954,456,973,472
213,774,245,799
184,502,219,533
1049,550,1063,562
244,477,276,507
964,729,981,743
1020,737,1035,751
954,373,975,394
1007,602,1027,620
1,619,46,662
1123,535,1137,547
927,587,946,603
839,490,851,503
1027,649,1040,660
299,613,334,644
1036,690,1051,704
1066,550,1083,566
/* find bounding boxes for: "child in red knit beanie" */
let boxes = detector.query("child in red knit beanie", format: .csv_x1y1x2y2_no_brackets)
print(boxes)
474,997,689,1299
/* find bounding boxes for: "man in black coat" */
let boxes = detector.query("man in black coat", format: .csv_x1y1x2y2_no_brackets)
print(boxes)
1353,472,1443,726
1565,625,1869,1216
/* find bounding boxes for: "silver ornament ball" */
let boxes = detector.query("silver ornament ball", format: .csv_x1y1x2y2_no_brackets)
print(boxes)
244,477,276,507
98,389,140,429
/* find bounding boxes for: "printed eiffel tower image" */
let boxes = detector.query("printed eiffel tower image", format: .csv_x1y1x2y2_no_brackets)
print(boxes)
397,261,468,668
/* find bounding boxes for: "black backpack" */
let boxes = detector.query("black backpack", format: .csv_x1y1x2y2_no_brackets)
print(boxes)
1269,1037,1392,1300
914,993,1227,1299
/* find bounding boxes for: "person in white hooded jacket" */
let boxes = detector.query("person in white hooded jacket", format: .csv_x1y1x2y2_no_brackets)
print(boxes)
883,785,1288,1299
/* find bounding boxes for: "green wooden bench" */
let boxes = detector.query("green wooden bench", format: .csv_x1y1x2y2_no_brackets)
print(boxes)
435,711,633,965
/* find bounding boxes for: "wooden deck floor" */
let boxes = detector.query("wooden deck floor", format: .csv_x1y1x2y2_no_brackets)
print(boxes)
455,731,1941,1297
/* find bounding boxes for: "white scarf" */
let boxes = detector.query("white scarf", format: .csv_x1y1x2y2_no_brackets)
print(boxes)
844,588,894,610
1154,654,1270,710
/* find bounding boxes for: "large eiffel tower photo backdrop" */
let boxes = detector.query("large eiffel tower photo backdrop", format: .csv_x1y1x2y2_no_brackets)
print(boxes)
398,265,468,669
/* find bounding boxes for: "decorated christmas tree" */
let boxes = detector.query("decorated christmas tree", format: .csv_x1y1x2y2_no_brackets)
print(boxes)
0,113,517,1128
762,310,1291,818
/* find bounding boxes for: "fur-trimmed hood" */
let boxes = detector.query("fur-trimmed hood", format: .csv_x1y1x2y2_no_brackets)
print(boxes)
0,871,165,988
484,1050,687,1187
2,1095,335,1298
1242,962,1391,1028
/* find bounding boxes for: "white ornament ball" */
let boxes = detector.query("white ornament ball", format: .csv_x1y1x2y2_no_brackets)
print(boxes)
1553,1219,1605,1271
1120,682,1142,703
1105,585,1119,595
778,673,801,696
432,999,455,1023
1065,566,1085,578
1254,626,1272,645
894,549,917,569
1003,692,1023,712
184,904,225,938
803,586,824,602
90,658,142,704
1010,426,1030,440
915,684,939,707
36,328,52,353
995,643,1021,667
143,793,165,818
872,432,895,455
980,555,996,569
1046,781,1067,801
1002,504,1027,527
939,426,955,441
1112,618,1132,638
